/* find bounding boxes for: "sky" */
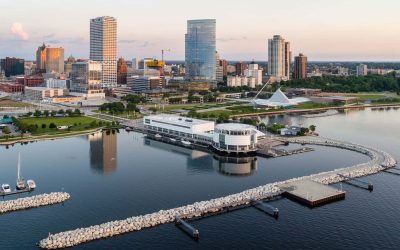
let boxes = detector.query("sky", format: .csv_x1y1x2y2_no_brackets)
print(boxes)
0,0,399,61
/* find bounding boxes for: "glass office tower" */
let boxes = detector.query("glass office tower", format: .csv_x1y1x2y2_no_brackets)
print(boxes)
185,19,216,82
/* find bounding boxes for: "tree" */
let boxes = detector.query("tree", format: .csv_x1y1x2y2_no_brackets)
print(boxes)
43,110,50,117
41,124,47,129
26,112,33,117
126,102,138,112
309,125,316,132
3,115,9,119
33,110,42,117
73,109,81,116
2,126,11,134
66,109,73,116
49,123,57,129
50,110,57,117
58,109,65,115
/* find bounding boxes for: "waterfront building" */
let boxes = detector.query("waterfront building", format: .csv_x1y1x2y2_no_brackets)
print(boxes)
45,47,64,74
185,19,216,83
117,58,128,84
90,16,117,88
294,53,308,79
212,123,264,154
244,63,263,85
235,62,246,76
227,75,256,88
267,35,291,81
0,57,25,77
356,64,368,76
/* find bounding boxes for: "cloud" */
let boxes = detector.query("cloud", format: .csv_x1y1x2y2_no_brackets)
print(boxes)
10,22,29,40
138,41,151,47
217,36,247,42
119,39,137,44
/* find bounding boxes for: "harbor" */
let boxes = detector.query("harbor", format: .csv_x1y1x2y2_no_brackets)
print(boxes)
37,136,397,249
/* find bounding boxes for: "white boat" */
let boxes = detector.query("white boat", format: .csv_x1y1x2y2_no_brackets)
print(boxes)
169,138,177,142
181,140,191,146
27,180,36,190
1,184,11,193
155,134,162,138
16,152,26,190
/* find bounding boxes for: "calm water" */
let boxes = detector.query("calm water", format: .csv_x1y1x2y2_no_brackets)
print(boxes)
1,108,399,250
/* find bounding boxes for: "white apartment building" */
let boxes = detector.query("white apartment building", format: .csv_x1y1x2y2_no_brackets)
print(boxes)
356,64,368,76
244,63,263,85
227,76,256,88
90,16,117,88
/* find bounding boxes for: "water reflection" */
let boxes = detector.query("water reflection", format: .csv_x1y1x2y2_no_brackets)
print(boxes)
88,130,117,175
212,155,258,176
144,138,257,176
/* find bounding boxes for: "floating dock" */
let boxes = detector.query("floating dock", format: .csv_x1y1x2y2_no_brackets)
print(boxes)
278,180,345,208
0,187,34,197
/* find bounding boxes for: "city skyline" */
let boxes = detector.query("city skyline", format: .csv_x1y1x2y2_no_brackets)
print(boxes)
0,0,400,61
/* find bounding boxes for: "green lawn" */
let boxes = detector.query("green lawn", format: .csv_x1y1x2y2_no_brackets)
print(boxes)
351,94,387,101
0,99,36,108
289,102,339,109
19,116,102,135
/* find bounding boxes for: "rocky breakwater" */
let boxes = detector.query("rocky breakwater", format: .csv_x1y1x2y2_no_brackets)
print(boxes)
0,192,70,214
38,137,397,249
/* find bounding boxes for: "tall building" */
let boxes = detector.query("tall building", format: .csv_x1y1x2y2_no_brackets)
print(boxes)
294,53,308,79
185,19,216,83
235,62,246,76
36,43,47,73
215,51,224,83
267,35,291,81
356,64,368,76
220,59,228,77
45,47,64,74
64,55,76,77
117,58,128,84
0,57,24,77
90,16,117,88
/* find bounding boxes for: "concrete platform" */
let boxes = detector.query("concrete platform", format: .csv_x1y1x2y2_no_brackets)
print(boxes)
278,180,345,208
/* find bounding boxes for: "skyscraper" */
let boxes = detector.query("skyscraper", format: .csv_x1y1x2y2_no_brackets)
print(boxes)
235,62,247,76
294,53,308,79
45,47,64,74
0,57,24,77
117,58,128,84
90,16,117,88
185,19,216,83
36,43,47,73
268,35,291,81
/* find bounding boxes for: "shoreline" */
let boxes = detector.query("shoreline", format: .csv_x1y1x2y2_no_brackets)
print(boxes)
0,128,104,146
232,103,400,118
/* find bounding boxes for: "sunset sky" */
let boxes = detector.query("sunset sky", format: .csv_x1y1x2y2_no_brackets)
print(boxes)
1,0,399,61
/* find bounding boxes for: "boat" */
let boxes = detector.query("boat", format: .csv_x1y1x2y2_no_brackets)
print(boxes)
155,134,162,138
181,140,191,146
169,138,177,142
125,127,133,132
16,152,26,190
1,184,11,193
27,180,36,190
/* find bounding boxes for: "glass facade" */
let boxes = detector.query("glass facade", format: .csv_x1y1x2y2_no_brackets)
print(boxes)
185,19,216,82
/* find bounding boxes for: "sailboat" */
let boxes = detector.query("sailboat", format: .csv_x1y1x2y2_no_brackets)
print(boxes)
16,152,26,190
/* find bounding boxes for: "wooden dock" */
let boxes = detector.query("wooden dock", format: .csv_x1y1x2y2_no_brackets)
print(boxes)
278,180,345,208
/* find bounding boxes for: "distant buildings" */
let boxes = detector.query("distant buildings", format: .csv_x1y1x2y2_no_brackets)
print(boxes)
267,35,291,81
227,75,256,88
294,53,308,79
0,57,24,77
90,16,117,88
235,62,246,76
215,51,224,83
356,64,368,76
185,19,216,83
117,58,128,84
244,62,263,85
129,76,165,92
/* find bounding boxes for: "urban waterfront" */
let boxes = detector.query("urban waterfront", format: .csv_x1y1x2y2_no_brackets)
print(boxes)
1,108,399,249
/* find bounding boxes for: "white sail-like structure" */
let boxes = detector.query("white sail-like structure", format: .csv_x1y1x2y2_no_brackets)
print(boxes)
253,88,310,107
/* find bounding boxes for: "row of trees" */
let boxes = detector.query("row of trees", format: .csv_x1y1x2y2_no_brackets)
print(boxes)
26,109,82,118
282,74,400,93
99,102,139,114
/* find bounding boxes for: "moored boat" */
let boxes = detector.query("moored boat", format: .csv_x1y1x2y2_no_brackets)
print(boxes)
16,152,26,190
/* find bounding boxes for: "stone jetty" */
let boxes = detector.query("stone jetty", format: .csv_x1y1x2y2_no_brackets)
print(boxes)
38,137,396,249
0,192,70,214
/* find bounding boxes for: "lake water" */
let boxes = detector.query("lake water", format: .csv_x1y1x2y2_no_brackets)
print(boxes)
1,107,399,250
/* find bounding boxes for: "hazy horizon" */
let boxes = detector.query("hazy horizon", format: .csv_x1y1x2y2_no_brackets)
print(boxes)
1,0,399,61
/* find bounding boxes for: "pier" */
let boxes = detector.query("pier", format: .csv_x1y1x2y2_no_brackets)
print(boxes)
257,146,314,158
251,200,279,218
278,180,345,207
337,173,374,191
0,187,34,197
175,216,200,240
383,167,400,176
